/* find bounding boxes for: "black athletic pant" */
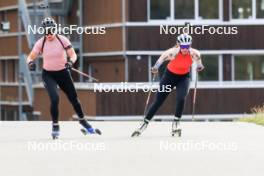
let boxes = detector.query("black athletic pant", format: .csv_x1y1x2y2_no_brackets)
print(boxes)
42,69,90,128
145,69,190,121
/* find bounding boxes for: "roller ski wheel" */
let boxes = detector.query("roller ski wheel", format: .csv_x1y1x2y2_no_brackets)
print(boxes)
81,128,102,135
131,130,141,137
171,119,181,137
51,124,60,140
131,121,148,138
52,132,59,139
171,129,182,137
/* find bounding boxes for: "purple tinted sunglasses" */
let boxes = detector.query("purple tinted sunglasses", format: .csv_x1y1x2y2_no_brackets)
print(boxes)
180,45,190,49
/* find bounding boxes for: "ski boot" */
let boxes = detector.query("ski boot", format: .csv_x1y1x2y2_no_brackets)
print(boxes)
131,120,149,137
51,123,60,140
79,119,102,135
171,117,182,137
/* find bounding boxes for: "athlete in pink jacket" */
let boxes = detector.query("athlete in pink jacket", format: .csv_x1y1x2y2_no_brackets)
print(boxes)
27,17,101,139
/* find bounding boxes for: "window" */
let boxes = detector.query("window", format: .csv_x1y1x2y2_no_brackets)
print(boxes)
14,60,18,82
7,60,16,82
234,55,264,80
150,0,170,19
199,0,219,19
0,60,8,82
0,109,18,121
175,0,194,19
231,0,264,20
0,61,4,81
257,0,264,18
232,0,252,19
149,0,221,21
199,55,219,81
0,109,4,121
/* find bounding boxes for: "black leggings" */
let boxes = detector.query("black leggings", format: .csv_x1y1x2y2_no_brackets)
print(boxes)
42,69,84,124
145,69,190,121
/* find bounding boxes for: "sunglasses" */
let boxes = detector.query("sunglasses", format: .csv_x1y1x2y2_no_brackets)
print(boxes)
180,45,190,49
45,28,55,36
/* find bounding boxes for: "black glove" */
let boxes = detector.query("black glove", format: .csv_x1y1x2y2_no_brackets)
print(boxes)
65,61,74,70
28,61,36,71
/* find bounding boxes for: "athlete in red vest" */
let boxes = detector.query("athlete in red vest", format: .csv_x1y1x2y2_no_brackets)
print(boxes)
132,33,204,137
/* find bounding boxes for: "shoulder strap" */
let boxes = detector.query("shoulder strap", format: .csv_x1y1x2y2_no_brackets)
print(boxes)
41,35,72,54
57,34,73,50
41,37,46,53
56,34,66,50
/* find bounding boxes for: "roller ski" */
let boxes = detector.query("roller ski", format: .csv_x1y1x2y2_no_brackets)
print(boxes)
80,127,102,135
79,118,102,135
51,124,60,140
131,120,149,137
171,118,182,137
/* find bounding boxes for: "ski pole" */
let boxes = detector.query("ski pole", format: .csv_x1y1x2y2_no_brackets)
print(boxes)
71,68,99,82
143,73,157,116
192,71,198,121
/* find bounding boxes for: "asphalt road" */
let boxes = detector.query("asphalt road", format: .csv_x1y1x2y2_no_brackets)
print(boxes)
0,121,263,176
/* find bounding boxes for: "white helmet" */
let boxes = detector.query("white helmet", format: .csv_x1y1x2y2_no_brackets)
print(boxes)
41,17,57,28
177,33,192,45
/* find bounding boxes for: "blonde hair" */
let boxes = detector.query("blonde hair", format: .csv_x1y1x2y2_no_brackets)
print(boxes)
175,43,179,48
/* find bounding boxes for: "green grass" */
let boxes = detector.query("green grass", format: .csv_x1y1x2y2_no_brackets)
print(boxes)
238,105,264,126
239,114,264,126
